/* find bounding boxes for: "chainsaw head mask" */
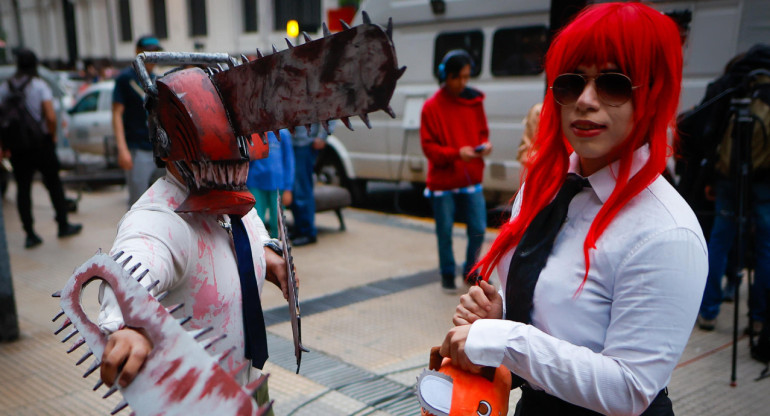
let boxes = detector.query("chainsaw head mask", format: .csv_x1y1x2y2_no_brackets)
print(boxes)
151,67,267,216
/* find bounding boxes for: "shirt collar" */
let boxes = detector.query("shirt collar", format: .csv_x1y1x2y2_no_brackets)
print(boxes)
568,144,650,203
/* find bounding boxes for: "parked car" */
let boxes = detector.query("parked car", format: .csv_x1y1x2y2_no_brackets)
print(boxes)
67,80,116,159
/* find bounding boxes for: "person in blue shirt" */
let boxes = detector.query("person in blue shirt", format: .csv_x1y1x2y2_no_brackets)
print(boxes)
247,129,295,238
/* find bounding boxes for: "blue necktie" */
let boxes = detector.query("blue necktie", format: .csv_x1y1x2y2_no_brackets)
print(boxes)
231,216,269,369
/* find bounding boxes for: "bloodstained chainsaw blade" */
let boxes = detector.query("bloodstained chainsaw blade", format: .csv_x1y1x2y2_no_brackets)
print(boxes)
211,22,401,137
277,194,308,373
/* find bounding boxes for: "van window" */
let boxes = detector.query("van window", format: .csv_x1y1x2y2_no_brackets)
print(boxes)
72,92,99,113
491,26,549,76
433,30,483,80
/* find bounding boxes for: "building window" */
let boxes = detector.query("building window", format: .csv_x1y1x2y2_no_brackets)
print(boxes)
151,0,168,39
243,0,258,32
118,0,132,42
491,26,549,76
274,0,320,33
188,0,208,36
433,31,483,80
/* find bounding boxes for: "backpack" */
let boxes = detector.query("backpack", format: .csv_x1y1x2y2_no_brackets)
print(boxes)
0,77,48,155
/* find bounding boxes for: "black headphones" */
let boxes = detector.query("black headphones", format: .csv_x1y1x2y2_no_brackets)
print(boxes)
438,49,474,82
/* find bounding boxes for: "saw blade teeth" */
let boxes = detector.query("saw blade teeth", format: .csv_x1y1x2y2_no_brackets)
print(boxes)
51,290,61,298
103,384,119,399
246,373,269,395
112,250,125,262
110,399,129,415
62,328,79,343
146,279,160,292
229,56,238,67
304,124,312,133
204,333,227,350
227,361,250,378
285,38,294,49
302,32,312,43
53,310,65,322
166,303,185,315
136,269,149,283
359,113,372,129
127,262,142,275
216,63,225,72
322,22,331,37
177,316,192,327
272,44,278,54
193,326,214,340
67,337,86,353
83,359,101,378
361,11,371,24
386,17,393,40
206,67,215,76
385,106,397,119
321,120,331,135
340,20,351,30
217,346,236,363
397,66,407,79
287,126,295,136
341,117,354,131
256,400,274,416
54,318,72,335
256,48,263,58
76,350,93,366
240,54,249,63
120,255,133,268
92,378,104,391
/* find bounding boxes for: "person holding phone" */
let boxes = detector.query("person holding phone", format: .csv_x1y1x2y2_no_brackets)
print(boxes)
420,49,492,292
440,3,707,414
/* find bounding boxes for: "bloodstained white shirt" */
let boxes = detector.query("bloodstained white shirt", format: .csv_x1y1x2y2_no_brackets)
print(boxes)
465,146,708,416
98,174,269,383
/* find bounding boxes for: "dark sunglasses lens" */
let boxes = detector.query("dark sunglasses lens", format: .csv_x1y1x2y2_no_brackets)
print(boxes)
552,75,585,106
596,74,633,106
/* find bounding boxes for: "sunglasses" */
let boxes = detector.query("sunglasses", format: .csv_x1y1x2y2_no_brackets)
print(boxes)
550,73,639,107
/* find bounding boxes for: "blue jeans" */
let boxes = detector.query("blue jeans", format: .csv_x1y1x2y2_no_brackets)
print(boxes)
127,148,156,208
700,179,770,322
430,191,487,277
291,145,318,238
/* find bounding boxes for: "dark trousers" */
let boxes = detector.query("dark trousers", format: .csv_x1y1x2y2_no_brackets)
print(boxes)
514,386,673,416
10,141,69,234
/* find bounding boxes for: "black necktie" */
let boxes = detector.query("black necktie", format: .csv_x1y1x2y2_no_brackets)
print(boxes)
505,173,590,323
231,216,269,369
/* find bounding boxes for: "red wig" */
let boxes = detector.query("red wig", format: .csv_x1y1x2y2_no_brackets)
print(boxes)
476,3,683,291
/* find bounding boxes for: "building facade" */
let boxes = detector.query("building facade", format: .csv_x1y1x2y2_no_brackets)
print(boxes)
0,0,351,68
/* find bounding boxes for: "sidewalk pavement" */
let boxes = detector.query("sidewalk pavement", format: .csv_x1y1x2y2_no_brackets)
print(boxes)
1,182,769,415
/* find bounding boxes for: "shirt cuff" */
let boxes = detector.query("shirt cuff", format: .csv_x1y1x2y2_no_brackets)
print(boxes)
465,319,519,367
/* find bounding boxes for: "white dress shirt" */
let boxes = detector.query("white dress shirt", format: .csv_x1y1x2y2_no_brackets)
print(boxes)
465,146,708,416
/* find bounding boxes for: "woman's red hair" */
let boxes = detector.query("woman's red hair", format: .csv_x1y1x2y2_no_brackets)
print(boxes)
476,3,683,292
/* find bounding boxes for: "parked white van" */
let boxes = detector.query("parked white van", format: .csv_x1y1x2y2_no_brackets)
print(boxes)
316,0,769,204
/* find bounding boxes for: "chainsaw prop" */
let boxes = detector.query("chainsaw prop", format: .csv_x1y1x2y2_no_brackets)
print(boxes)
53,13,402,415
53,252,270,416
416,347,512,416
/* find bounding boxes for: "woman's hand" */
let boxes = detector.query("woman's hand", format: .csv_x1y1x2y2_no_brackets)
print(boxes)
281,190,293,207
453,280,503,325
101,327,153,388
439,324,481,373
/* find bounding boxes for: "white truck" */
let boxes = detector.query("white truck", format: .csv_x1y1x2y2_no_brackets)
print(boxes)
315,0,769,204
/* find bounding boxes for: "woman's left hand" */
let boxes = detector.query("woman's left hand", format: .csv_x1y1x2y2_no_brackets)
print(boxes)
439,324,481,373
264,249,289,300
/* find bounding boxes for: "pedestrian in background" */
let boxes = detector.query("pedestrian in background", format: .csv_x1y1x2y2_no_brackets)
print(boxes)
290,122,334,246
0,48,82,248
420,49,491,292
248,129,294,238
516,102,543,170
112,35,162,208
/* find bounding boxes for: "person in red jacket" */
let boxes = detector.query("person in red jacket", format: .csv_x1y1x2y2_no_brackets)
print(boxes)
421,49,492,292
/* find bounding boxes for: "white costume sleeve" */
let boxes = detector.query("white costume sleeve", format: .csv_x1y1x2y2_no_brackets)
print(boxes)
97,206,195,333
